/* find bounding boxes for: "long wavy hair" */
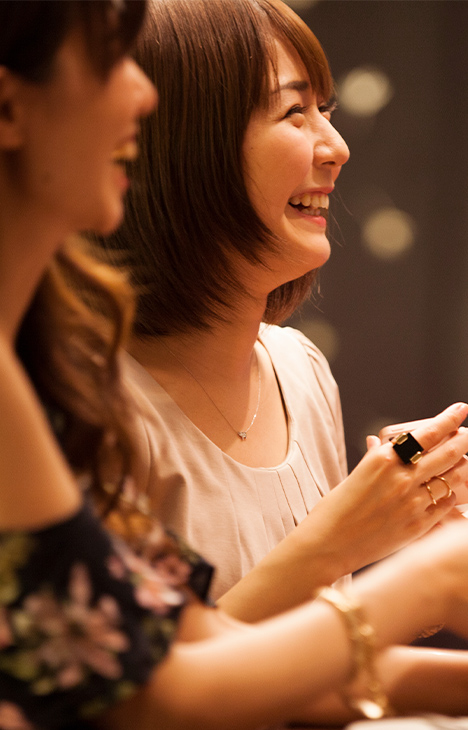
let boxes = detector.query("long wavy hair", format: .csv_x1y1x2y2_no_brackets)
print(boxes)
102,0,333,336
1,0,147,514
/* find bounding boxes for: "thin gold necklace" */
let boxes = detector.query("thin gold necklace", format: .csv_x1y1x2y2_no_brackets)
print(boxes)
159,339,261,441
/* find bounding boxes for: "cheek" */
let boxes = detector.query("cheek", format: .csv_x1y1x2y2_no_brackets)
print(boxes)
265,132,313,192
243,129,314,224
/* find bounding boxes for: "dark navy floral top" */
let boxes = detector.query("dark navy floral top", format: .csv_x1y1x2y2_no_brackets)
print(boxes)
0,502,214,730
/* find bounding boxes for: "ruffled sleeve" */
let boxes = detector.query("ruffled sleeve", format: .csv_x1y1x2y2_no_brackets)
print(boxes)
0,502,214,730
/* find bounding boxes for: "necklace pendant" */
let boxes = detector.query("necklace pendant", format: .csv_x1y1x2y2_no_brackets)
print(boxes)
238,431,247,441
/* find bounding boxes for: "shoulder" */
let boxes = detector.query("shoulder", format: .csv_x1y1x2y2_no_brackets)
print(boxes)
0,502,213,729
259,323,336,386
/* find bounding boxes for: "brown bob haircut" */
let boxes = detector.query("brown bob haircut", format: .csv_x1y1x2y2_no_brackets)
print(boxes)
104,0,333,336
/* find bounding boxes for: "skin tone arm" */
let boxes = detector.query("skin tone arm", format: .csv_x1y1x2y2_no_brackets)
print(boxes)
2,323,468,730
291,647,468,726
218,402,468,621
97,520,468,730
0,333,81,531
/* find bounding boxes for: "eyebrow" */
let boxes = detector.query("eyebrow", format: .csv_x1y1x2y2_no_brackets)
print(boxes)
272,79,310,94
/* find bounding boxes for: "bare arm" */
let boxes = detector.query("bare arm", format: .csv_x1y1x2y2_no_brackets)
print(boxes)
3,332,468,730
0,335,81,530
97,521,468,730
291,646,468,726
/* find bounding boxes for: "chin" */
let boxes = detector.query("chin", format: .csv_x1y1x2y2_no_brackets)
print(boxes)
295,247,331,273
89,205,124,236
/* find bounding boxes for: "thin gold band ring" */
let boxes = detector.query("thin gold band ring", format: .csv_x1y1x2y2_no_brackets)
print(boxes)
421,475,452,506
432,475,453,501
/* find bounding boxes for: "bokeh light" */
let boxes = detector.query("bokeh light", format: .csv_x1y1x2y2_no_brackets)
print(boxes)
338,66,393,118
362,207,416,260
295,317,340,362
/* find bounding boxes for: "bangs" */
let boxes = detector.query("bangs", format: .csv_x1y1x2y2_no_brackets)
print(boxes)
0,0,146,83
257,0,333,107
0,1,70,82
78,0,147,77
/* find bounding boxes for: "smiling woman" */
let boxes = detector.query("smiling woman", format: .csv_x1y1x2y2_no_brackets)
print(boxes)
99,0,468,622
4,1,468,729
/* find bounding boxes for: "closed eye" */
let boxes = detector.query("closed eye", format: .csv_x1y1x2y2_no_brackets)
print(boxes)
319,99,338,115
283,104,308,119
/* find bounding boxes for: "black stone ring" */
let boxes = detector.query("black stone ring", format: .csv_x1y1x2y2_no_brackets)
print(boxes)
392,432,424,465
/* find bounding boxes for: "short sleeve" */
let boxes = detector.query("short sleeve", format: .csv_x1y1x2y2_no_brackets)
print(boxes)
0,502,214,730
284,326,348,480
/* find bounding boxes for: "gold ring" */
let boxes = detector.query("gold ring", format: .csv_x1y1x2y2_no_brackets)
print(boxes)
432,475,453,501
421,476,453,506
421,480,437,506
392,432,424,465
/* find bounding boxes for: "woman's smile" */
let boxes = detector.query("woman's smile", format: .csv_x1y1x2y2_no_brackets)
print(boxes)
288,190,330,226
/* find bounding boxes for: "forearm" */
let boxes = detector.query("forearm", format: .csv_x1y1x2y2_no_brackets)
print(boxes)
99,552,447,730
290,646,468,725
97,599,354,730
381,645,468,715
217,507,347,621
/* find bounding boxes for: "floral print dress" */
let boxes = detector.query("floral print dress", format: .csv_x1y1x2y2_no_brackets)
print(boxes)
0,502,213,730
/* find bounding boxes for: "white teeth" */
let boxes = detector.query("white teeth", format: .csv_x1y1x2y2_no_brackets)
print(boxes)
112,139,138,162
289,192,329,209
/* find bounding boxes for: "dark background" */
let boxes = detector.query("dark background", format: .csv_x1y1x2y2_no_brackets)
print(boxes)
286,0,468,471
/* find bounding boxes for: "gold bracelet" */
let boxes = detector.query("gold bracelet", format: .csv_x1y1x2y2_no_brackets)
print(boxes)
315,586,392,720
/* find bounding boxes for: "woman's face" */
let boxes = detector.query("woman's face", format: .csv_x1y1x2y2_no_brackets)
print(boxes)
242,40,349,287
14,29,157,236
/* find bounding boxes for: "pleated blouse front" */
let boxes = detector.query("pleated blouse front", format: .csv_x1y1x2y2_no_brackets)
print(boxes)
124,325,348,600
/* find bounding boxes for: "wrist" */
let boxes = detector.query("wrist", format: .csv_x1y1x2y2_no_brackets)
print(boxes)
352,547,444,646
315,586,393,720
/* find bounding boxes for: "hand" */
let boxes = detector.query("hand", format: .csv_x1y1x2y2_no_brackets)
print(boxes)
317,402,468,575
392,519,468,639
350,518,468,654
372,409,468,506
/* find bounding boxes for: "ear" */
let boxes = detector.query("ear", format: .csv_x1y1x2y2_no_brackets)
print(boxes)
0,67,25,150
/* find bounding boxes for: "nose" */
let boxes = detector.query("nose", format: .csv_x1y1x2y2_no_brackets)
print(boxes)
315,118,350,170
130,59,158,117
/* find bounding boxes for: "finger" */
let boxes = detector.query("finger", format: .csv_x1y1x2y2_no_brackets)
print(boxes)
420,475,454,505
417,427,468,480
366,434,381,451
440,507,467,523
439,457,468,505
423,486,457,515
411,402,468,452
431,489,457,514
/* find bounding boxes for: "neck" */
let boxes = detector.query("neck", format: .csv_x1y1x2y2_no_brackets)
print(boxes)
128,294,289,463
130,301,267,383
0,198,70,344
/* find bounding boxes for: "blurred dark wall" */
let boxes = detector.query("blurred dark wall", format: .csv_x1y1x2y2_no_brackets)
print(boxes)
287,0,468,469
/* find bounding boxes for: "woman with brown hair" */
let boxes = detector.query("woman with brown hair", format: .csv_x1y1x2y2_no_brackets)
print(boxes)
103,0,468,619
4,1,468,728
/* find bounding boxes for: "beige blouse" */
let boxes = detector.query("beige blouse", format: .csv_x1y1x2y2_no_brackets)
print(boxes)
124,325,348,600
